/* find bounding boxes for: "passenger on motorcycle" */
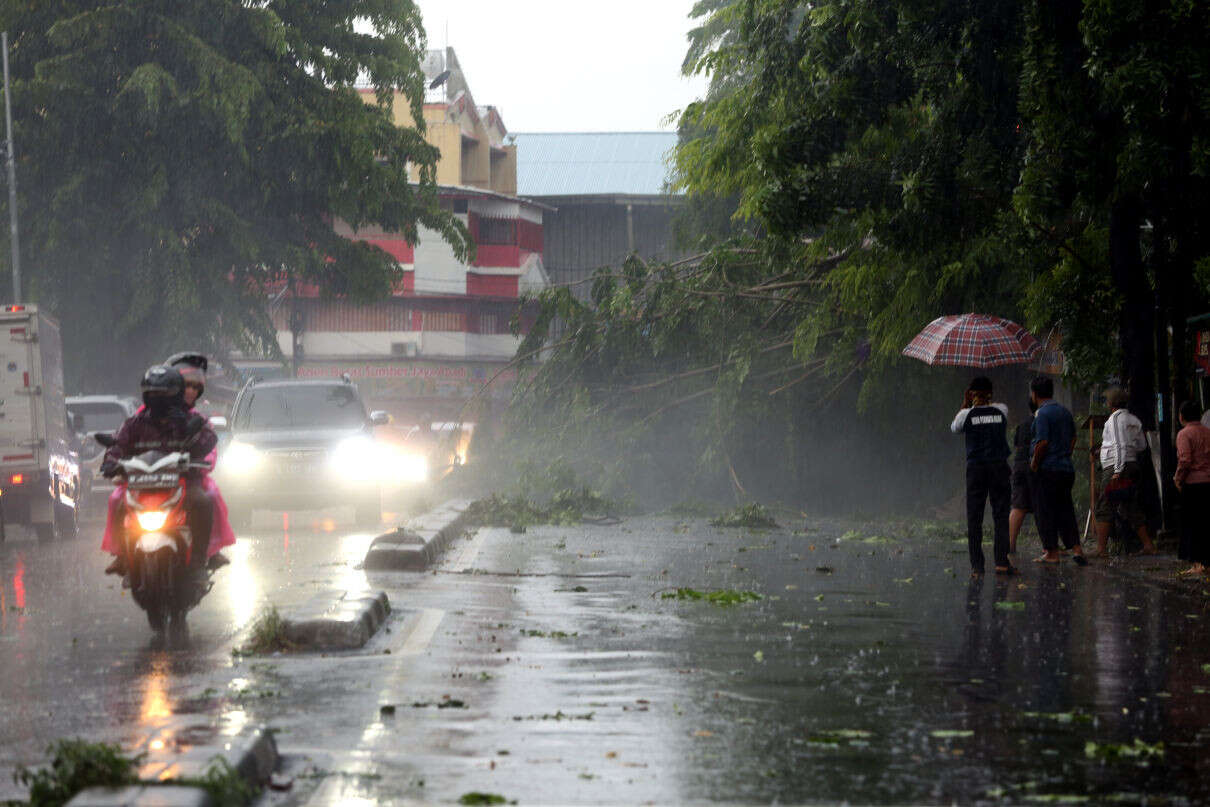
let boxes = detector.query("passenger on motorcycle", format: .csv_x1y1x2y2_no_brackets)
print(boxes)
166,351,235,568
101,365,217,581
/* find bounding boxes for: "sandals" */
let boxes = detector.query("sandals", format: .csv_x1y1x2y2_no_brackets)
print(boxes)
1033,554,1061,564
995,565,1017,576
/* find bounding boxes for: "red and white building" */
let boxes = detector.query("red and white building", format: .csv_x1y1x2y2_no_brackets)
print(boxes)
250,49,549,420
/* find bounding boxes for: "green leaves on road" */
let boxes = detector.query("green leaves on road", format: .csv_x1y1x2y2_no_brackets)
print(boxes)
709,503,779,529
661,588,762,606
466,490,613,531
1084,739,1165,762
237,606,297,655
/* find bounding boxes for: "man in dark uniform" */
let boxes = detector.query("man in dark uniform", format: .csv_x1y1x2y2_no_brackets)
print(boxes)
950,376,1014,575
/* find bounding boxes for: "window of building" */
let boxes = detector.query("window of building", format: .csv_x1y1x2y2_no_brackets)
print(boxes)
421,310,467,332
476,217,515,245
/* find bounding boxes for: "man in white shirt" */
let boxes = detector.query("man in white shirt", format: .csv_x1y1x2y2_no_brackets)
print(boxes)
1093,386,1156,557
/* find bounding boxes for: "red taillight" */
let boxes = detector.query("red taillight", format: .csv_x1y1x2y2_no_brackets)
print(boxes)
9,473,24,485
5,305,24,312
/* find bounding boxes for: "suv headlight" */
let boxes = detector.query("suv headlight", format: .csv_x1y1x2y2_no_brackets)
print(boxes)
329,437,382,482
221,441,263,475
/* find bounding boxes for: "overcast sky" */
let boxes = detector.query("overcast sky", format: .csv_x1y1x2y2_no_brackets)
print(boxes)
411,0,709,133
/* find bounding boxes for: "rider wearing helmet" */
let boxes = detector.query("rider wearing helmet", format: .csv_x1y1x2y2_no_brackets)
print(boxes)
101,365,217,580
166,352,208,409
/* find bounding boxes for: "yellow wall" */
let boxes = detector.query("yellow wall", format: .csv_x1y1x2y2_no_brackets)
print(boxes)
362,87,517,192
491,146,517,195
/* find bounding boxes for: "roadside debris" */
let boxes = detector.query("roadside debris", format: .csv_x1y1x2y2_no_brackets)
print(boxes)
709,503,779,529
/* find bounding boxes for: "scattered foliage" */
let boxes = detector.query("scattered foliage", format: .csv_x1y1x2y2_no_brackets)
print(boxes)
458,793,510,806
238,606,297,655
1084,739,1165,762
465,488,614,531
661,588,762,606
14,739,141,807
709,503,779,529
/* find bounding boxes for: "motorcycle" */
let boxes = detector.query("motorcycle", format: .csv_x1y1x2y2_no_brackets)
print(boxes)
95,430,212,636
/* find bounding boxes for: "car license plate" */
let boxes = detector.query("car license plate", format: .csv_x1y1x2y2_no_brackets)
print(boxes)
278,462,314,476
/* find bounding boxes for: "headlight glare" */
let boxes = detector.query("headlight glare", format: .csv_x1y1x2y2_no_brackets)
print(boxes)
396,452,428,483
136,510,168,532
329,437,380,481
221,441,263,475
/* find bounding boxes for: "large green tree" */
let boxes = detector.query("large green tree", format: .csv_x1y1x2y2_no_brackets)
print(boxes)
0,0,468,390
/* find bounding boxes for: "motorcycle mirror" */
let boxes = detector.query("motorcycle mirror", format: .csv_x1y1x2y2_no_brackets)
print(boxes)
94,432,116,448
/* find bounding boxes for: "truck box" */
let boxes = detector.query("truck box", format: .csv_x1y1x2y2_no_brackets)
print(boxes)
0,304,80,540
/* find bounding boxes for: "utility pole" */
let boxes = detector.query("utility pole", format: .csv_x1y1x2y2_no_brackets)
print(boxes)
2,32,20,303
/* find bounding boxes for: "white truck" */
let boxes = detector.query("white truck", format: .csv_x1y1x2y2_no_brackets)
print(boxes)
0,304,80,541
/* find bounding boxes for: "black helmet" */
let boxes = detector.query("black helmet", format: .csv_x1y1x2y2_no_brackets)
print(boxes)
141,365,185,416
166,352,208,398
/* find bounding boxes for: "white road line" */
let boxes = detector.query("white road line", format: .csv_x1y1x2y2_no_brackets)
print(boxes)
299,608,446,806
397,607,444,656
445,527,491,573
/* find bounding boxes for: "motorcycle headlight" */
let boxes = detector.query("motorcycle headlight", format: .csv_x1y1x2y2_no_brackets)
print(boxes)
221,441,263,475
136,510,169,532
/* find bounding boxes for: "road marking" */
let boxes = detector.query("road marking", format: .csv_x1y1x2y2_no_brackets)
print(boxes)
397,607,443,656
446,527,492,573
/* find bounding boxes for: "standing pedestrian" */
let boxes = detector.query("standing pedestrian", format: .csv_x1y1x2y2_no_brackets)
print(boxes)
1092,387,1157,557
1008,401,1037,556
1175,400,1210,576
950,376,1015,576
1029,376,1087,565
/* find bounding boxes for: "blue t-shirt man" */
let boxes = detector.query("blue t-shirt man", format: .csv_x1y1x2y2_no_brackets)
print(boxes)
1031,400,1076,473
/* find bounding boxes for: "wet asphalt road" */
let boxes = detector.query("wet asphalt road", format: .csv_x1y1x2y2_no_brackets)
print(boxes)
2,509,1210,805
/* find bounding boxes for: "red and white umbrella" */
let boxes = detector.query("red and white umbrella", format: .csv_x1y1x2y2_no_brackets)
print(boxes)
902,313,1041,368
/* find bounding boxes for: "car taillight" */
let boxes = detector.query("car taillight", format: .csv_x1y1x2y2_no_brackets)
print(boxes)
9,473,24,485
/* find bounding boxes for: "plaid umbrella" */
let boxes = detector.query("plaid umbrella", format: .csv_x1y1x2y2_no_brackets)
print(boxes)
902,313,1041,368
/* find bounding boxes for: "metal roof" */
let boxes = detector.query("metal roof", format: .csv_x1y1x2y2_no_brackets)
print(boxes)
512,132,680,197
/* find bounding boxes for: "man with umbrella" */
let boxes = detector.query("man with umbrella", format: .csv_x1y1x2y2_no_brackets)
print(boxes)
950,376,1015,576
905,313,1045,574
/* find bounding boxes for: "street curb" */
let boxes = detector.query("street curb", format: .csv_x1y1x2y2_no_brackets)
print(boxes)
363,499,473,572
1090,554,1209,599
282,589,391,651
65,724,277,807
65,785,214,806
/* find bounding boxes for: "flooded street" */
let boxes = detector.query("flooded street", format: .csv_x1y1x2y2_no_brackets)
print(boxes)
3,512,1208,804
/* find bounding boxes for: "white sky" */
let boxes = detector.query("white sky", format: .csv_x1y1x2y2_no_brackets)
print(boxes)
411,0,709,133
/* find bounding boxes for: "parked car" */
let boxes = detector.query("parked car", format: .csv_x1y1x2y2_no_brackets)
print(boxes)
215,378,411,528
66,394,140,517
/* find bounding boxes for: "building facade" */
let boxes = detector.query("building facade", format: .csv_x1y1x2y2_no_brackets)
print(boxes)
511,132,685,300
244,49,547,422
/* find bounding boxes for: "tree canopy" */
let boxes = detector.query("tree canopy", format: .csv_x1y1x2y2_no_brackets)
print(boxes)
0,0,468,390
508,0,1210,510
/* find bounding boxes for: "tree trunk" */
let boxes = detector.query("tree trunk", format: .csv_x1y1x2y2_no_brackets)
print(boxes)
1110,196,1154,427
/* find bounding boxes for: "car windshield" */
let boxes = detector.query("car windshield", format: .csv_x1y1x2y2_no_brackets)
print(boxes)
235,385,365,431
68,403,129,433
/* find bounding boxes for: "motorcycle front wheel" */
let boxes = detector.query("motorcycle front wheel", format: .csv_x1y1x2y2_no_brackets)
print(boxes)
140,548,176,634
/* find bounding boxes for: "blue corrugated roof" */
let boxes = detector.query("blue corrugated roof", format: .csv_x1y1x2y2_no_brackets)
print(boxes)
512,132,679,197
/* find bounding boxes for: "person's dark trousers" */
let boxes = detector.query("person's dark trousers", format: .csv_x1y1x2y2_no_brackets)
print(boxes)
1179,482,1210,564
1033,469,1080,552
966,461,1012,570
183,481,214,570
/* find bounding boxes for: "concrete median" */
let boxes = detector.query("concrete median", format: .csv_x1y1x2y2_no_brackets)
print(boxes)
363,499,472,572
